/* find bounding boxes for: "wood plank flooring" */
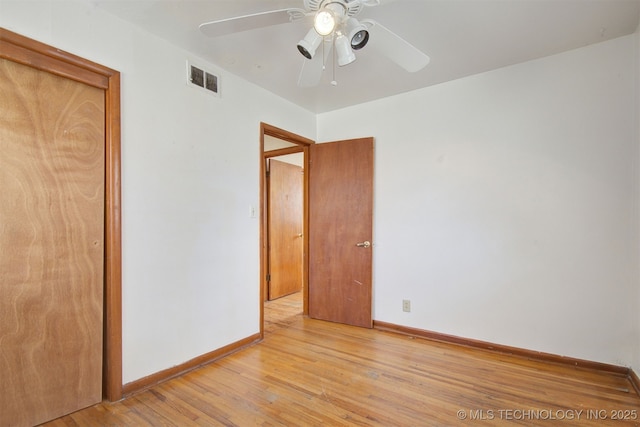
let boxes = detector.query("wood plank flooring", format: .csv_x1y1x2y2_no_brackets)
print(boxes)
45,292,640,426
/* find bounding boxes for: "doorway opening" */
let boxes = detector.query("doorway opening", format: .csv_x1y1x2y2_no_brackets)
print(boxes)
260,123,314,337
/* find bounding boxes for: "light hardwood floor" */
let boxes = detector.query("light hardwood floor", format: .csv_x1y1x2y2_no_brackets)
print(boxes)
45,292,640,426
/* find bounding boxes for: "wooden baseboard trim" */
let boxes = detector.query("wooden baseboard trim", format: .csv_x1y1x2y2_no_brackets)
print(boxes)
122,333,261,398
630,369,640,396
373,321,629,376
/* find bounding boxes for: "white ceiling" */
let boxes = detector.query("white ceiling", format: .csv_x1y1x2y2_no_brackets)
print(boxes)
94,0,640,114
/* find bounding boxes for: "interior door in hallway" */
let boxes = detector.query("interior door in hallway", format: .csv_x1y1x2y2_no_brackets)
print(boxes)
268,159,304,300
308,138,374,328
0,57,105,426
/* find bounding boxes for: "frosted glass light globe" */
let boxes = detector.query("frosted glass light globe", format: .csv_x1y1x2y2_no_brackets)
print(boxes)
314,10,336,36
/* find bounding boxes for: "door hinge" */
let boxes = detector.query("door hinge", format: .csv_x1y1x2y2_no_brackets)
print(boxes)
266,274,271,282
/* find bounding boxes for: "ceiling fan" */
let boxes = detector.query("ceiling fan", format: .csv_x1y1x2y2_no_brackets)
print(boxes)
199,0,430,87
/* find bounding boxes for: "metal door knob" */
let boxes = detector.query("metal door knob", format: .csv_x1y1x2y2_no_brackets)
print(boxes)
356,241,371,248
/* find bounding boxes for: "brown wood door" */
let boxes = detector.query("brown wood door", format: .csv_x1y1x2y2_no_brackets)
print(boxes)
268,159,304,300
0,58,105,426
308,138,374,328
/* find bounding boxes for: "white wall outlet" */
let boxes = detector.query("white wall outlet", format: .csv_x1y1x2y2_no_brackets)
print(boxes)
402,299,411,312
249,205,257,218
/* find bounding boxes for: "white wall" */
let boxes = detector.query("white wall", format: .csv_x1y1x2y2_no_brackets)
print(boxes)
318,35,639,368
0,0,316,383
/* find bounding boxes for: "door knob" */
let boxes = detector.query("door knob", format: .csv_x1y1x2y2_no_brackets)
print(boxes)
356,241,371,248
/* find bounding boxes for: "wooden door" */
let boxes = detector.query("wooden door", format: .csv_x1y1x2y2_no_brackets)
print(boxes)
268,159,304,300
0,58,105,426
308,138,374,328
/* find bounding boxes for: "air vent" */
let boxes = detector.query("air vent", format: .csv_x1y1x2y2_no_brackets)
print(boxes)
187,61,220,96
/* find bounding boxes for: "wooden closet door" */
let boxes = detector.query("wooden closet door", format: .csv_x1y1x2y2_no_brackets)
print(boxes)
268,159,303,300
0,58,105,426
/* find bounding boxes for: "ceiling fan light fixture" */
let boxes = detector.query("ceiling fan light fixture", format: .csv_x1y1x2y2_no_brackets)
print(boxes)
314,9,336,36
335,33,356,66
297,28,322,59
346,18,369,50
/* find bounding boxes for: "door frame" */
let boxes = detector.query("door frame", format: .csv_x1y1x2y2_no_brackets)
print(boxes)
260,123,314,336
0,28,122,401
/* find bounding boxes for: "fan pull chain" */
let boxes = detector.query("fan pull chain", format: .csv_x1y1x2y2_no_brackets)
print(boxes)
322,36,327,71
331,34,338,86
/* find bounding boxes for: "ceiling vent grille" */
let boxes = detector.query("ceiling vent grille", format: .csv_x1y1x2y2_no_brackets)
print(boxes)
187,61,220,96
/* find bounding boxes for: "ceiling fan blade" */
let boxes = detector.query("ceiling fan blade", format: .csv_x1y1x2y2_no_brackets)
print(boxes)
200,8,307,38
298,40,333,87
362,19,430,72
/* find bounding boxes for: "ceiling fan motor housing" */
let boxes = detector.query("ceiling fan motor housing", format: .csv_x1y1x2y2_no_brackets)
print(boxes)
305,0,364,18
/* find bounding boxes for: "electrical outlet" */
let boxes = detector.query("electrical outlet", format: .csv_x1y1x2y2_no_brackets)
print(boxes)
402,299,411,312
